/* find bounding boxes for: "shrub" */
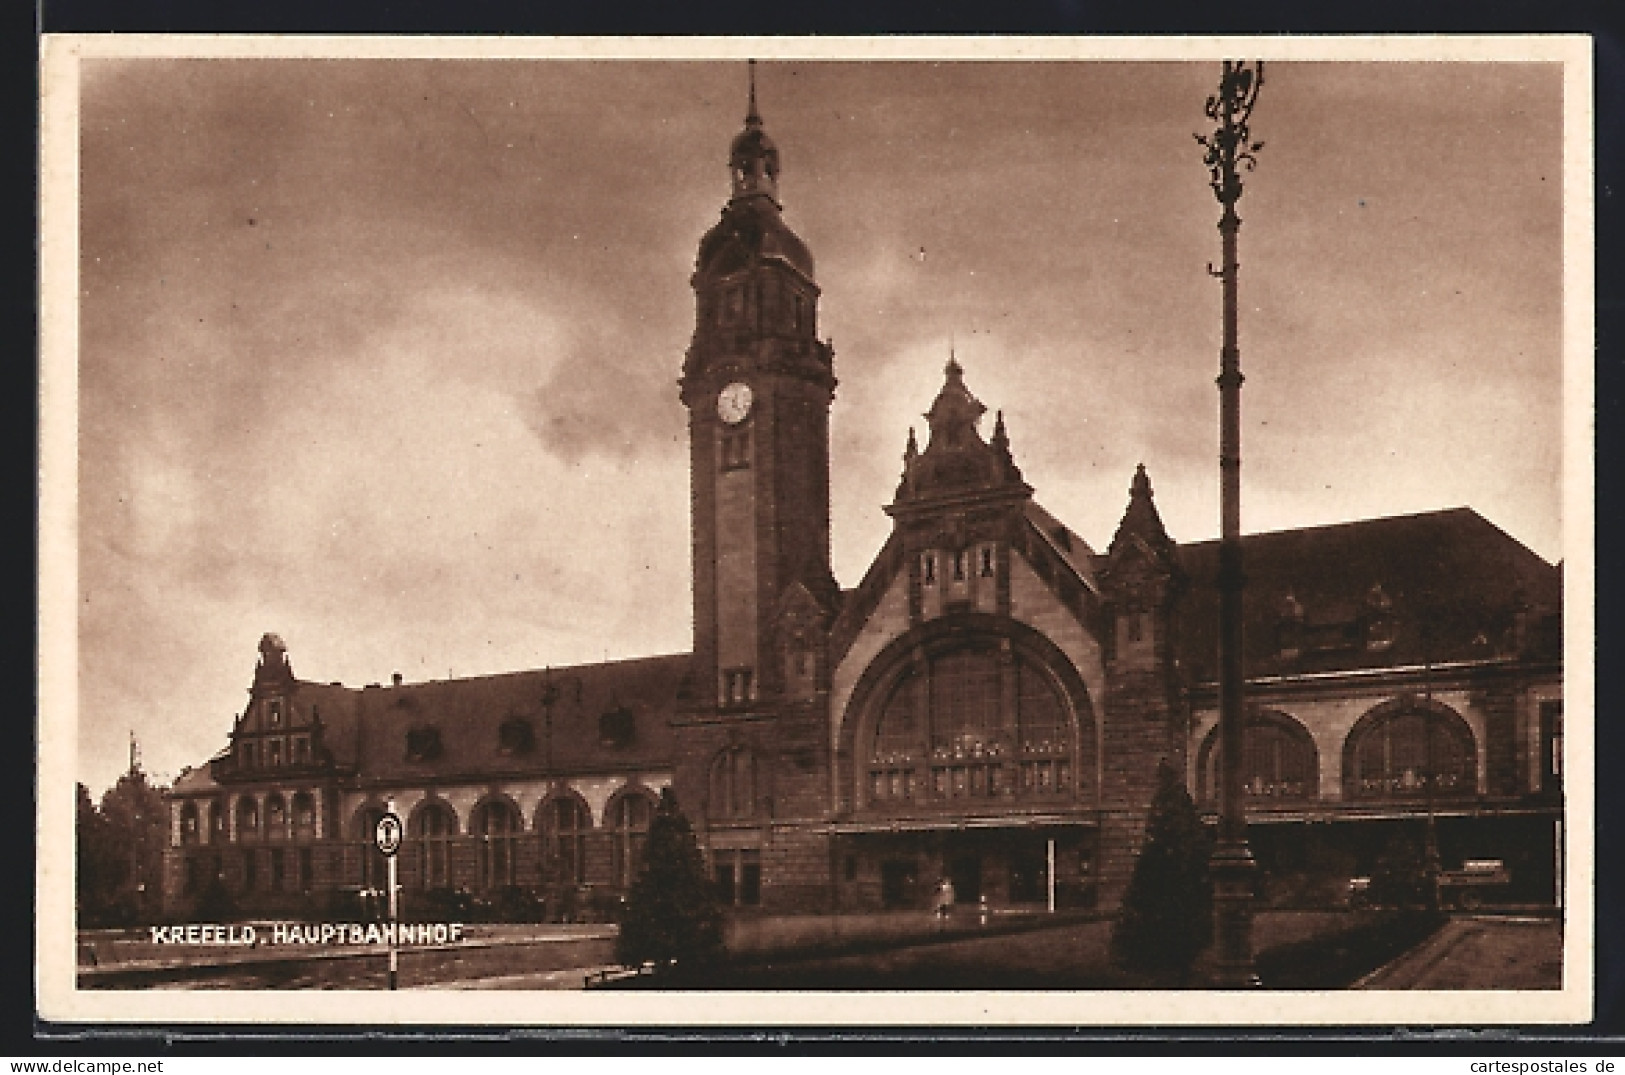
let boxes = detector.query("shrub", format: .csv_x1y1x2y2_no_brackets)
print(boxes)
1110,760,1214,983
1371,831,1433,909
614,789,722,971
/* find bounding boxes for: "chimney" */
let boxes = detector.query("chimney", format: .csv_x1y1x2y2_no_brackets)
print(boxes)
392,672,403,687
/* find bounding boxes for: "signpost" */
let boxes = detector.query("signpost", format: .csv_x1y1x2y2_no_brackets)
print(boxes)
375,801,402,990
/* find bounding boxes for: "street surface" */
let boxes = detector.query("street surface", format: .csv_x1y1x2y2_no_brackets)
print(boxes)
1356,915,1562,990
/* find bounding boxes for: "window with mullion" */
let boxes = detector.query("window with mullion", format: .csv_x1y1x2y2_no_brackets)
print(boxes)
473,800,520,890
610,792,653,887
543,795,590,885
414,803,455,889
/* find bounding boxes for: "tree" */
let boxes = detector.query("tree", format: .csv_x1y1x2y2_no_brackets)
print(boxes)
97,769,169,924
1370,830,1431,909
614,788,723,972
1111,759,1214,983
76,783,121,926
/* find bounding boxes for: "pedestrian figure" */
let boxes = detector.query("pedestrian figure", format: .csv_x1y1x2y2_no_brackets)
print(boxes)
934,877,955,931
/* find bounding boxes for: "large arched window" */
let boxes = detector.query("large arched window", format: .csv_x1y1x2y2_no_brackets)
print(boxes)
867,643,1074,806
411,801,457,890
471,798,521,890
264,793,287,841
351,806,387,889
608,789,655,888
540,794,591,885
709,746,756,819
1344,703,1476,798
235,796,260,842
1197,711,1319,805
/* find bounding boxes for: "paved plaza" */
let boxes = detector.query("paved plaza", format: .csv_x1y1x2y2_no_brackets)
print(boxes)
1357,916,1563,990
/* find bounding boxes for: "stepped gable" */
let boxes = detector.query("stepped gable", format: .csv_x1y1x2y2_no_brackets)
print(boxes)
1176,507,1562,682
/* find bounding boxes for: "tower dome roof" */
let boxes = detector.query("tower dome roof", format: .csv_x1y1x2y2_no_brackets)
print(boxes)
729,124,779,171
694,63,814,281
695,201,815,280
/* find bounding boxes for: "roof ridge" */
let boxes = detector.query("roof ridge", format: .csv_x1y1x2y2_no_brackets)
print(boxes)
1178,505,1480,548
297,651,694,692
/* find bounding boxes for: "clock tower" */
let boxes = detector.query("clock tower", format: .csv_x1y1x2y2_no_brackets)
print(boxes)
679,70,837,717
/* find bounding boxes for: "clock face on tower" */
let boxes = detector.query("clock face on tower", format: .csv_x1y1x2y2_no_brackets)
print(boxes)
717,381,754,425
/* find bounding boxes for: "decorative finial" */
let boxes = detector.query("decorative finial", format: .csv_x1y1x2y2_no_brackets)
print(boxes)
1132,462,1152,497
905,426,919,461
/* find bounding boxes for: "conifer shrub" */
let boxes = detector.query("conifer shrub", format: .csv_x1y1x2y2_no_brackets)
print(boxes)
614,788,723,973
1110,760,1215,983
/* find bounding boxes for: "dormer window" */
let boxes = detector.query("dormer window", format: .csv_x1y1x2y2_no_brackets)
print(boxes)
267,700,282,727
1276,593,1305,659
599,707,636,748
498,716,535,756
405,726,443,762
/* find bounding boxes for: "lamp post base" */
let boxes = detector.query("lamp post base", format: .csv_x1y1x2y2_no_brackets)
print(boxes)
1211,838,1259,988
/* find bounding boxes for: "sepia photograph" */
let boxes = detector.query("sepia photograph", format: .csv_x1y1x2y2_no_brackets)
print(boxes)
38,36,1593,1026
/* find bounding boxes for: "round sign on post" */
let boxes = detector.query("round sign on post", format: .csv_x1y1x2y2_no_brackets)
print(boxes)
375,811,403,857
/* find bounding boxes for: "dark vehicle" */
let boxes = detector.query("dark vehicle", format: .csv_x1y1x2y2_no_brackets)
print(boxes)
1348,858,1513,910
1437,859,1512,910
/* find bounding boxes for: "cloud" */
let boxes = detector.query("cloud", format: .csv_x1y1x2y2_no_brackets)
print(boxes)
69,58,1566,795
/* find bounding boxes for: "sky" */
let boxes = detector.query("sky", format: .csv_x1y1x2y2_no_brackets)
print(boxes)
72,56,1566,794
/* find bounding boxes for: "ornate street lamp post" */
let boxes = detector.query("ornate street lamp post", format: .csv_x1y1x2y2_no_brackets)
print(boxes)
1196,59,1265,988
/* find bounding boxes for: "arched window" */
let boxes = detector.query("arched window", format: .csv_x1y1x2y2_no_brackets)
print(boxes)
264,793,287,841
412,801,457,890
1345,704,1476,798
540,794,591,885
867,643,1074,806
608,790,655,888
472,799,521,890
1198,712,1319,805
291,792,317,841
709,746,756,819
207,798,226,844
351,806,387,889
179,802,200,846
235,796,260,841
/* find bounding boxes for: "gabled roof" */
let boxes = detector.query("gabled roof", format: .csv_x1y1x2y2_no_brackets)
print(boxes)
171,762,222,794
229,654,688,786
1025,500,1100,596
1175,507,1561,682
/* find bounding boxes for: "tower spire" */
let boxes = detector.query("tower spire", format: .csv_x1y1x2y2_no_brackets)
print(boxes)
747,58,760,126
727,60,780,204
